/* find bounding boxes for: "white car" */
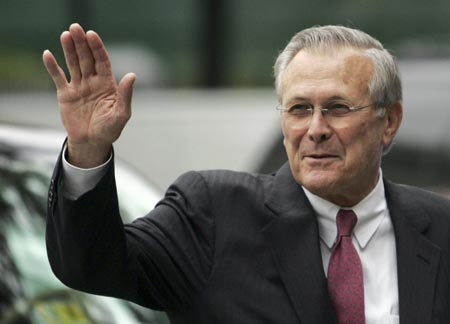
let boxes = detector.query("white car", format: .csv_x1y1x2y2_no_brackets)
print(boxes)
0,124,168,324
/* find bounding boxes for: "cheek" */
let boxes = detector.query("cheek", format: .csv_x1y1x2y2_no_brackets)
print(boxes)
338,124,363,149
282,122,304,154
343,121,384,164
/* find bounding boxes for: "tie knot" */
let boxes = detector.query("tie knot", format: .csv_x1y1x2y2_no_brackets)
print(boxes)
336,209,357,237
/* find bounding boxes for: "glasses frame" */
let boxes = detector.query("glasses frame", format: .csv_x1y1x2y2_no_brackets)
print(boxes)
276,102,377,117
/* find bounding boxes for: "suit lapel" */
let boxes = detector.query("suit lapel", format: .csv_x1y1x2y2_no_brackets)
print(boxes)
263,163,337,324
385,181,441,324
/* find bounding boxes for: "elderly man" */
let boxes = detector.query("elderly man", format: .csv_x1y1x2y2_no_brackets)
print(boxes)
44,24,450,324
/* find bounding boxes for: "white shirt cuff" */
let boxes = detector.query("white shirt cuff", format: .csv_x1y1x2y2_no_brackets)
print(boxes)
61,145,112,199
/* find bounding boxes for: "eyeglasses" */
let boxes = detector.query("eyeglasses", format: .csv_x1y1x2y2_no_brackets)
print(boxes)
276,101,378,128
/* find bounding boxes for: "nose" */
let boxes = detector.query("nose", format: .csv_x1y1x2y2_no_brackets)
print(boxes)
306,108,333,143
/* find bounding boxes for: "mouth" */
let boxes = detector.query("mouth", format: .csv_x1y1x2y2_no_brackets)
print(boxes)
303,154,339,160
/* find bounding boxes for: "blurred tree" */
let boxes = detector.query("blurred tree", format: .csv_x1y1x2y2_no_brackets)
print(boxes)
0,0,450,88
202,0,228,87
69,0,91,29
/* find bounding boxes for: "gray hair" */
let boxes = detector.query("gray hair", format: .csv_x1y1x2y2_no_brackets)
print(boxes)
274,25,402,113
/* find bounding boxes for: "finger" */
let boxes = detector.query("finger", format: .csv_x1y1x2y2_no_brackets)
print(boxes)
86,30,112,76
117,73,136,119
60,31,81,82
69,23,95,77
42,50,68,89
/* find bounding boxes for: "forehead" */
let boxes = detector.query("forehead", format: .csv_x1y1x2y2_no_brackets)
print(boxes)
281,47,374,102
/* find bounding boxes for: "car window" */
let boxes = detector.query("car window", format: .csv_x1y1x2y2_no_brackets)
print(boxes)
115,161,162,223
0,153,167,323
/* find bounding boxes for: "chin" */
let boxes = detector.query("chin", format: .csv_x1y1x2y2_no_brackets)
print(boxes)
296,170,341,197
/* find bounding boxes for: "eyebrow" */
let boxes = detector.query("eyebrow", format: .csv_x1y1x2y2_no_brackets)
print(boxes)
284,95,349,106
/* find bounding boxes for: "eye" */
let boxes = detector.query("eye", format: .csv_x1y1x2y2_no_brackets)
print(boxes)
288,104,312,116
326,103,351,116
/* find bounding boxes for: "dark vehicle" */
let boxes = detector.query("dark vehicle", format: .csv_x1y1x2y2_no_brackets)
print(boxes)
0,124,169,323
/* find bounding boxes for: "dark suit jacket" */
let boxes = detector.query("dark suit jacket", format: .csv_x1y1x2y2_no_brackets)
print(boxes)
46,153,450,324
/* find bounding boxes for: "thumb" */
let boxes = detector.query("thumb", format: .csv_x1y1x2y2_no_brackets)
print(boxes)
117,72,136,117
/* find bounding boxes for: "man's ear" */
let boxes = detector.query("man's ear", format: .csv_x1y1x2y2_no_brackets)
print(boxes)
280,116,287,147
383,101,403,146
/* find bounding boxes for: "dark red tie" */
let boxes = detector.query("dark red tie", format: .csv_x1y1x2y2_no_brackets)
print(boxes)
327,209,365,324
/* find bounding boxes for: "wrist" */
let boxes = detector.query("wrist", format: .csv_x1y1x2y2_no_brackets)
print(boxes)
66,140,112,168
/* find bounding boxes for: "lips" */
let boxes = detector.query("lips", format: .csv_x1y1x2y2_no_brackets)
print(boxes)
303,153,339,159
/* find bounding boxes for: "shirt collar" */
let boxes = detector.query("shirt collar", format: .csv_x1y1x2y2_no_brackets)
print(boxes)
303,170,388,250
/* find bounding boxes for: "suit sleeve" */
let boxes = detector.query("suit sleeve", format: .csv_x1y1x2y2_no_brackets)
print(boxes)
46,149,215,311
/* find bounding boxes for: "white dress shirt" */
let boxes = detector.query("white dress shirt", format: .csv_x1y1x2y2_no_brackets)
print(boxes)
62,153,399,323
303,172,399,324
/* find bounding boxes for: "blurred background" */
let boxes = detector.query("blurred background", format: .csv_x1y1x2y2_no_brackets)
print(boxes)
0,0,450,322
0,0,450,189
1,0,450,190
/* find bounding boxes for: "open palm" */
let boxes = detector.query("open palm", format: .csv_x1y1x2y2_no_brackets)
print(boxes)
43,23,135,167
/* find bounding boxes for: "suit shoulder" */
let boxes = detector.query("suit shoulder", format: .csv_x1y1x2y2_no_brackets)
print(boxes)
174,169,275,197
386,182,450,248
391,182,450,203
198,168,273,185
387,181,450,217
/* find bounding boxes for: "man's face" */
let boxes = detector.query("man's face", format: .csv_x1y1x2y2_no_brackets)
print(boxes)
280,47,397,206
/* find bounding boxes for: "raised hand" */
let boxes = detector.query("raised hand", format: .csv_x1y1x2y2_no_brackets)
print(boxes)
43,23,136,167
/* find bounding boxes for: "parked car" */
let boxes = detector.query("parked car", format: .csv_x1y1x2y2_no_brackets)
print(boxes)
0,124,169,323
